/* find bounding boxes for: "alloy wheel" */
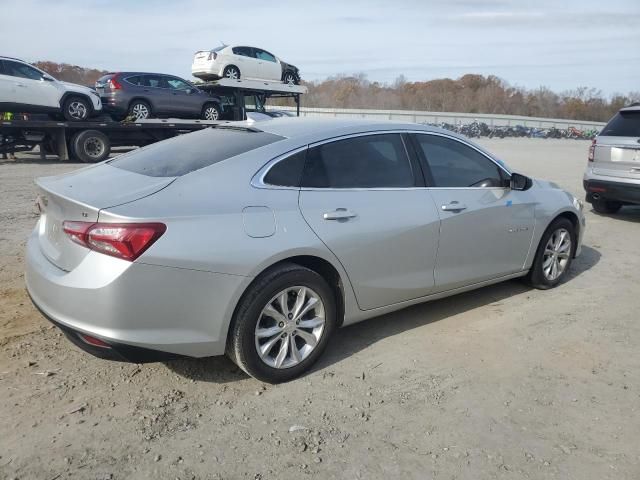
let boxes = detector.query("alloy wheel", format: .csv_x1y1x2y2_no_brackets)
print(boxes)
254,286,325,369
203,106,219,120
68,101,88,120
284,73,296,85
131,103,150,120
542,228,572,281
83,137,105,159
225,67,239,80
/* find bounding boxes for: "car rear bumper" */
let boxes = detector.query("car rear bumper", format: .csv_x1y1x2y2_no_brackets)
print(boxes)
583,179,640,205
25,227,247,361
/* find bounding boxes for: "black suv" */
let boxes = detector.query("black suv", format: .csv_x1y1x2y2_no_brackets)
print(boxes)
95,72,224,121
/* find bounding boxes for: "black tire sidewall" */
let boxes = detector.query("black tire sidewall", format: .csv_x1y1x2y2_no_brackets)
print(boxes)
72,130,110,163
529,218,576,289
63,96,90,122
592,199,622,214
128,100,152,119
231,266,336,383
201,103,221,120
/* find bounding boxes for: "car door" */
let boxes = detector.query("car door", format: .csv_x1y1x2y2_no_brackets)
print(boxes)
230,47,259,79
0,60,16,104
140,74,173,114
164,76,202,117
298,133,441,311
411,133,535,291
2,60,59,108
254,49,281,81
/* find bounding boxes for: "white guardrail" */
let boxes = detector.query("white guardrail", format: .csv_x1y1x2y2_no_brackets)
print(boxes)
270,106,606,130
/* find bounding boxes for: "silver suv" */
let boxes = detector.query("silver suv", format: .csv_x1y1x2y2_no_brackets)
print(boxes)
584,104,640,213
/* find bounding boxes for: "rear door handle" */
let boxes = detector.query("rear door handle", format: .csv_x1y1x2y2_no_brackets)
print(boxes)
441,201,467,212
323,208,357,221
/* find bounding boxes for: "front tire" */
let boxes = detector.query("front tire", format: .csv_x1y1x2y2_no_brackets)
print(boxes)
283,71,298,85
591,198,622,214
62,96,91,122
228,263,336,383
201,103,221,121
525,217,576,289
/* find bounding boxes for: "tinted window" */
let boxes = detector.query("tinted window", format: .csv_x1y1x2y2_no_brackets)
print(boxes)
3,60,44,80
415,134,504,188
600,111,640,137
264,150,307,187
124,75,143,86
109,128,284,177
166,77,191,90
255,50,276,62
302,134,414,188
142,75,165,88
232,47,255,58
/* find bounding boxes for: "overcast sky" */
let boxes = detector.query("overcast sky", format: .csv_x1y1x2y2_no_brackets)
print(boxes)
2,0,639,94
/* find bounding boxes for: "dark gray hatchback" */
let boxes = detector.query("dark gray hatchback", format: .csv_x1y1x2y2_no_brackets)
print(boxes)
95,72,224,121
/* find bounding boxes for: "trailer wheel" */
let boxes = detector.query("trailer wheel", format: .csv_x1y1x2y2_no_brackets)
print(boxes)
72,130,110,163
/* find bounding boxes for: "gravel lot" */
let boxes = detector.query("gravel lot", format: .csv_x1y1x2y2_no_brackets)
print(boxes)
1,139,639,480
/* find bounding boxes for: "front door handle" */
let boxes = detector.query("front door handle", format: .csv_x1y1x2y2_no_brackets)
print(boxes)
441,201,467,212
323,208,357,221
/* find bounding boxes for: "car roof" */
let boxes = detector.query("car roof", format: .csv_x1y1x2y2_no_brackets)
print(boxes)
107,72,186,77
255,117,453,142
620,104,640,113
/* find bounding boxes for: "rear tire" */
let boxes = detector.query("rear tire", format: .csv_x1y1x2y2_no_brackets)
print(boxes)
128,100,152,120
525,217,576,290
71,130,110,163
223,65,241,80
62,96,91,122
591,198,622,214
227,263,336,383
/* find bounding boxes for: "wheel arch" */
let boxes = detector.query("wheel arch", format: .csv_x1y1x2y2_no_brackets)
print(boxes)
127,97,154,113
59,92,95,113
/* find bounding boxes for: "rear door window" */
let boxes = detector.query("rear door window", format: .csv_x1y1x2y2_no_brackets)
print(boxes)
600,111,640,137
108,128,284,177
124,75,143,86
302,134,415,188
142,75,166,88
232,47,255,58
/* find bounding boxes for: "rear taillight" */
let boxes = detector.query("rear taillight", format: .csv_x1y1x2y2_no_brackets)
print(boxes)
207,51,217,61
78,333,111,348
62,221,166,261
588,138,596,162
108,74,123,90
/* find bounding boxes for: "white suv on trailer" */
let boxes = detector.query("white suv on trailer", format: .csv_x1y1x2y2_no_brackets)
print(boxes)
0,56,101,121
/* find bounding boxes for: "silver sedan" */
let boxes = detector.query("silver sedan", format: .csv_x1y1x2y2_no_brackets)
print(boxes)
25,118,585,382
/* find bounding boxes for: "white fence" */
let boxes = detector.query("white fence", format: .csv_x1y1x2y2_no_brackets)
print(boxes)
271,106,606,130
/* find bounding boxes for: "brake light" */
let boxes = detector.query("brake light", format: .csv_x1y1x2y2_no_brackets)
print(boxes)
108,74,123,90
62,221,166,261
588,138,596,162
207,51,217,61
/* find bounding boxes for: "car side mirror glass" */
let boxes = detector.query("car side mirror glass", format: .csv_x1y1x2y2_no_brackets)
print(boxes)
510,172,532,191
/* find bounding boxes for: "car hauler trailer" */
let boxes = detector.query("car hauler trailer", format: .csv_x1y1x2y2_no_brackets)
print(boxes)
0,79,307,162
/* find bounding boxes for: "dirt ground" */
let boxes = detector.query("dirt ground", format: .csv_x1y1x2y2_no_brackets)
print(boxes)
1,139,639,480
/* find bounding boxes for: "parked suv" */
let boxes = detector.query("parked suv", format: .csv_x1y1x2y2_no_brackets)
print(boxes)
192,45,300,84
95,72,224,121
0,56,101,121
584,104,640,213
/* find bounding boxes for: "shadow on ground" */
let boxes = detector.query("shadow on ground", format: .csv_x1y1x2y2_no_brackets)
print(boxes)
166,245,601,383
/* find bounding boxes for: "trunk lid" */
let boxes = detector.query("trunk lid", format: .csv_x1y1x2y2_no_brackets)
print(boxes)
35,164,174,271
593,109,640,179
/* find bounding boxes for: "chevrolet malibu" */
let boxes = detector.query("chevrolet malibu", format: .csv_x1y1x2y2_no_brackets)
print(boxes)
26,118,585,383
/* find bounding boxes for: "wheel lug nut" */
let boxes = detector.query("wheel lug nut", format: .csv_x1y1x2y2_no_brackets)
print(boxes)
278,322,284,327
281,333,287,338
296,320,300,325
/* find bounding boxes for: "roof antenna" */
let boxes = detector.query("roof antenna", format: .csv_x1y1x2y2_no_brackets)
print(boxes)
219,40,227,47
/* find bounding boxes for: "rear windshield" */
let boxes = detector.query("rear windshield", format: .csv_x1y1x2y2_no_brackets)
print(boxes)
600,111,640,137
108,127,283,177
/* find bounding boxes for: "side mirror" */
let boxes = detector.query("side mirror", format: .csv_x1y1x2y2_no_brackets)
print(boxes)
510,172,532,191
42,74,55,82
